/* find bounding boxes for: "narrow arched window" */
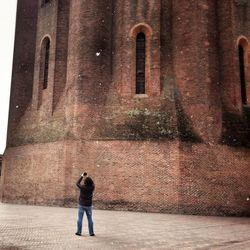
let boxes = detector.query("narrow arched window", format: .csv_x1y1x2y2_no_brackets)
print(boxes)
238,44,247,105
136,32,146,94
42,37,50,90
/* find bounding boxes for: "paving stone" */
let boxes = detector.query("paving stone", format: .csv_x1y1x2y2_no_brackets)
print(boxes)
0,203,250,249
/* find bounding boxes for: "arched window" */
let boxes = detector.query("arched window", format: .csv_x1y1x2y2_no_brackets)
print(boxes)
136,32,146,94
41,37,50,90
238,44,247,105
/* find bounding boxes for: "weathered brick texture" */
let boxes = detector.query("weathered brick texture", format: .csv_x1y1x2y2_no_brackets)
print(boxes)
1,0,250,216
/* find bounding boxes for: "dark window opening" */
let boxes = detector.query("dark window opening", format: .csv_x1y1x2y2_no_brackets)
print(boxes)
136,32,146,94
238,44,247,105
43,39,50,90
41,0,51,7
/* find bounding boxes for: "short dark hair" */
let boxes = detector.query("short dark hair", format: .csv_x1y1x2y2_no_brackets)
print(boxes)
84,177,94,187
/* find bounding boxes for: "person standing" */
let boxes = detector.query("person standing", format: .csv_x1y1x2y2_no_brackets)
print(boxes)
75,172,95,236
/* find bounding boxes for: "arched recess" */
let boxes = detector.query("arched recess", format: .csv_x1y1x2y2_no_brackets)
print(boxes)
38,36,51,108
130,23,153,96
237,36,250,106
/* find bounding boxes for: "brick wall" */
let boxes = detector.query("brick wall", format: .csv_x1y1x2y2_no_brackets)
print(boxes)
2,141,250,216
2,0,250,216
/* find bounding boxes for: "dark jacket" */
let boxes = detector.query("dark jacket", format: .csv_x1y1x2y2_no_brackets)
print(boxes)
76,176,95,206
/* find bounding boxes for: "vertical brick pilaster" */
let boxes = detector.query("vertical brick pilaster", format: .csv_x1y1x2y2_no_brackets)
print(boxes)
172,0,221,142
7,0,38,146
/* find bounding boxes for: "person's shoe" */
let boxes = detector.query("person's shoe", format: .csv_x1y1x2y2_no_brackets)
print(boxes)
90,233,95,236
75,233,81,236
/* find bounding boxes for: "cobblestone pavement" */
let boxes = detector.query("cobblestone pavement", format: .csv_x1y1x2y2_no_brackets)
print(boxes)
1,203,250,250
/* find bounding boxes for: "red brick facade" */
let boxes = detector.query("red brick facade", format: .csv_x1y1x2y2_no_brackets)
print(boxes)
1,0,250,216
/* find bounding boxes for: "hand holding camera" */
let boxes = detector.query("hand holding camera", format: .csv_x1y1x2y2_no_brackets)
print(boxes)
81,172,88,177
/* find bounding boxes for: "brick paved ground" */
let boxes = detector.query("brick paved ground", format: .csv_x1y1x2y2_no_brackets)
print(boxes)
0,203,250,249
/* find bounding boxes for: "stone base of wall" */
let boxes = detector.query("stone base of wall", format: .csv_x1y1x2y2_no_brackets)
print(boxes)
1,140,250,216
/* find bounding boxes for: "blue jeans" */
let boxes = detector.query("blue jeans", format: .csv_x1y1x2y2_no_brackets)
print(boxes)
76,205,94,235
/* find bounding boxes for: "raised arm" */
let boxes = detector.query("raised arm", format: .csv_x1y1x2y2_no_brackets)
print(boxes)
76,176,83,189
